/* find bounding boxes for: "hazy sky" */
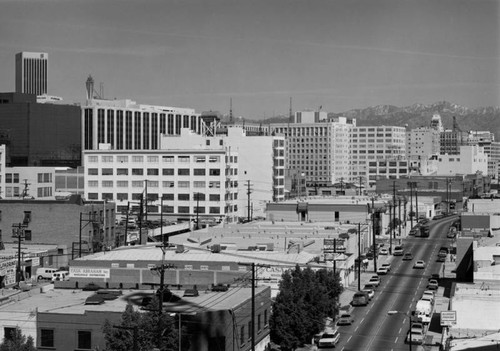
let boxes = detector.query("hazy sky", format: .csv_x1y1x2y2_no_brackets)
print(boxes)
0,0,498,118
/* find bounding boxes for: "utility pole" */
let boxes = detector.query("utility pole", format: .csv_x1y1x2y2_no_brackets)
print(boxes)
247,180,252,222
388,202,393,255
124,202,130,247
371,197,378,272
408,182,413,229
415,182,419,221
392,180,397,245
359,176,363,196
357,223,362,291
398,198,402,238
151,243,176,351
239,262,270,351
12,222,28,284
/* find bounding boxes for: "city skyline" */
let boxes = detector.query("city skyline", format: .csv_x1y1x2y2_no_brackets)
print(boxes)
0,0,498,118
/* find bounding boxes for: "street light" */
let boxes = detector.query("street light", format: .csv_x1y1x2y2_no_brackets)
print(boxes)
387,310,412,351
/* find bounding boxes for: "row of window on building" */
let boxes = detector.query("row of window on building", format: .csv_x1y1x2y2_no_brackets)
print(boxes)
86,155,231,163
87,168,228,176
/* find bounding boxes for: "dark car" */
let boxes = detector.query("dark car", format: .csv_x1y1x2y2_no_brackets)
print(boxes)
428,273,440,282
211,284,229,292
183,289,199,297
403,252,413,261
82,283,102,291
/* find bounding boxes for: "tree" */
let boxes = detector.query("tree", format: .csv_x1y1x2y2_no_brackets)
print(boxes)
270,265,343,350
0,327,36,351
103,300,178,351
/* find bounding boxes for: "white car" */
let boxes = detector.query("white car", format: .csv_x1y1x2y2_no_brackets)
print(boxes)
379,248,389,255
381,262,392,272
377,266,388,275
361,288,375,300
413,260,426,269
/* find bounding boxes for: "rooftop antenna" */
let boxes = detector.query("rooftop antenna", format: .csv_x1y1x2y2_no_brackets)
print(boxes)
85,74,104,103
289,97,293,122
229,97,233,123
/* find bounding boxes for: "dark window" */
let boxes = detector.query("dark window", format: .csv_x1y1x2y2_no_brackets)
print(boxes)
194,207,205,214
334,211,340,222
88,193,98,200
194,193,205,201
40,329,54,347
178,194,190,201
4,327,16,341
162,193,174,200
78,330,92,349
193,169,206,176
147,169,159,176
162,168,174,175
209,207,220,214
88,168,98,175
132,169,144,176
209,169,220,176
117,168,128,175
102,168,113,176
240,326,245,345
24,230,32,241
178,206,189,213
117,193,128,201
162,205,174,213
178,169,190,176
102,193,113,200
23,211,31,224
258,314,261,331
209,194,220,201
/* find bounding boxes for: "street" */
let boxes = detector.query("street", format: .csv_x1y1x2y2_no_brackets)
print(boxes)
334,216,457,351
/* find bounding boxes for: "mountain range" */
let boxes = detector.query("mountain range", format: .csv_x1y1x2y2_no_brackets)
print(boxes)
255,101,500,138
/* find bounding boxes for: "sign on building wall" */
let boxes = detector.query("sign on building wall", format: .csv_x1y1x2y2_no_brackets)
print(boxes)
0,259,17,286
69,267,110,278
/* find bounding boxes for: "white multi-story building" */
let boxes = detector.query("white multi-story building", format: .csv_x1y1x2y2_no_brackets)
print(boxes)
270,115,354,186
367,158,409,185
435,145,488,176
83,147,239,223
160,128,285,218
350,126,407,189
82,98,203,151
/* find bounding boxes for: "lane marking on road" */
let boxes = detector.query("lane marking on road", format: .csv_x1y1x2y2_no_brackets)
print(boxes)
399,327,402,334
394,337,399,343
360,317,365,325
347,336,352,343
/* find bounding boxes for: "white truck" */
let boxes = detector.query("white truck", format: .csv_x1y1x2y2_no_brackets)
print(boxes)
415,299,433,324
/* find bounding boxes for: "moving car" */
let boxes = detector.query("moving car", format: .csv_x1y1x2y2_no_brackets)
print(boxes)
437,251,447,262
413,260,426,269
393,246,404,256
337,313,354,326
379,248,389,255
403,252,413,261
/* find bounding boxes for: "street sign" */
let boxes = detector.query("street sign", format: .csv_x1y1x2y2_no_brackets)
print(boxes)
440,311,457,326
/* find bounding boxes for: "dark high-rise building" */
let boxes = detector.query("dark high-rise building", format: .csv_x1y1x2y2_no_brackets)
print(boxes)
0,92,81,167
15,52,48,95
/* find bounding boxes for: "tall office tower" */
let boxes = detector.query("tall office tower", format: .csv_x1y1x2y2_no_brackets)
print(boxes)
15,52,48,95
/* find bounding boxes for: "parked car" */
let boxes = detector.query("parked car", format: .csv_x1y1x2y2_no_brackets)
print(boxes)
183,289,199,297
413,260,426,269
428,273,440,282
427,279,439,290
437,251,447,262
337,313,354,326
368,276,381,286
403,252,413,261
432,214,445,220
422,290,435,304
351,291,370,306
364,283,378,291
318,328,340,348
381,262,392,272
361,288,375,300
377,267,388,275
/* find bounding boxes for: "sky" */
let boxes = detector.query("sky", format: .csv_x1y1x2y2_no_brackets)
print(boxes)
0,0,498,119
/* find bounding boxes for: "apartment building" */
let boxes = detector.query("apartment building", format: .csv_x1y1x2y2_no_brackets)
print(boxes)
83,147,239,223
406,127,440,158
15,52,48,96
82,98,203,151
270,115,354,187
350,126,407,189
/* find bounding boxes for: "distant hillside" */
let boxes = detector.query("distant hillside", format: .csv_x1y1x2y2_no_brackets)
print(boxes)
255,101,500,138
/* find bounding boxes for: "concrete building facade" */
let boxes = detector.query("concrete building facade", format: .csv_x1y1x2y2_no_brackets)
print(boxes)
435,145,488,176
270,116,355,187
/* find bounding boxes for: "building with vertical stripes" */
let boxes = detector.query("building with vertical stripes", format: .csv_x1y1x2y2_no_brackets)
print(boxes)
82,98,203,152
15,52,48,96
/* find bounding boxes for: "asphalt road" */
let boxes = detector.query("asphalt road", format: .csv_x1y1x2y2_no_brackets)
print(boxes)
333,216,457,351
